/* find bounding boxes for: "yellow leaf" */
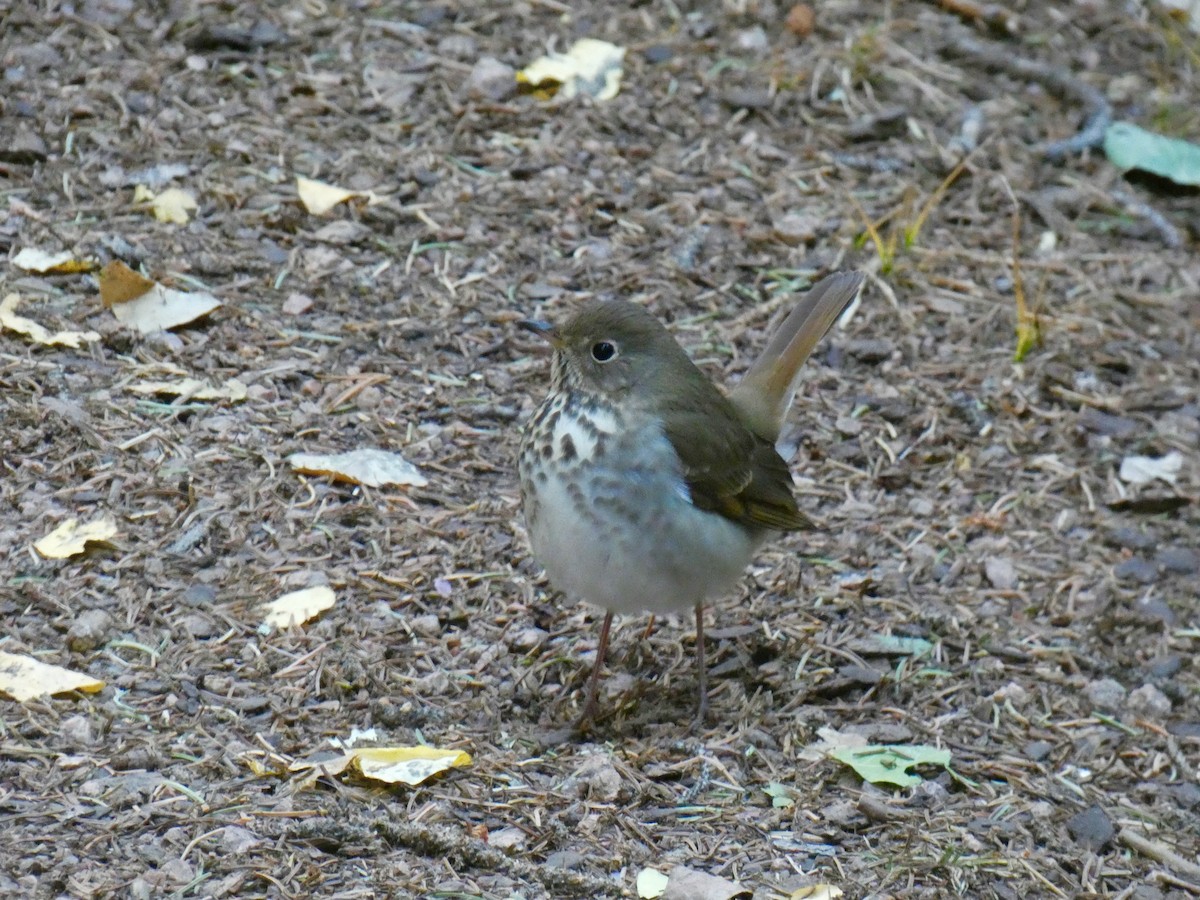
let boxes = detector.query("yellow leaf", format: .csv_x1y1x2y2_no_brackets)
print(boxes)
34,515,119,558
134,184,198,224
289,448,427,488
0,651,105,701
129,378,248,403
262,585,337,629
99,266,222,333
296,176,381,215
791,886,844,900
0,293,100,349
517,39,625,101
288,746,472,786
11,247,97,274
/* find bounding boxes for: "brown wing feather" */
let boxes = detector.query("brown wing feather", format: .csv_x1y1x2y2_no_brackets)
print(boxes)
661,400,811,533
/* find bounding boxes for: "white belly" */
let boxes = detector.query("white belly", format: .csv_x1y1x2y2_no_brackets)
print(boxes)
520,402,762,614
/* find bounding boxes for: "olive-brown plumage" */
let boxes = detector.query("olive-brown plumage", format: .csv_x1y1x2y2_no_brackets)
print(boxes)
518,271,864,729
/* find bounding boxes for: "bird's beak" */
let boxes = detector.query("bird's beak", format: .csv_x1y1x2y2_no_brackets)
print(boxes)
518,318,564,349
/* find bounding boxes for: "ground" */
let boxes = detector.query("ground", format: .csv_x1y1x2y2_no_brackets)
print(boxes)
1,1,1198,898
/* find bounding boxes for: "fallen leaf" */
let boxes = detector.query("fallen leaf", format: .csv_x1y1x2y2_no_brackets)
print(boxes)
763,782,797,808
0,651,105,701
134,184,199,224
637,869,669,899
1119,451,1184,486
97,262,222,333
262,585,337,628
0,293,100,349
828,744,952,788
296,176,381,215
290,746,472,786
129,378,248,402
34,515,119,558
1104,122,1200,186
790,886,844,900
98,260,156,306
289,448,428,488
517,39,625,101
11,247,96,274
661,865,750,900
799,726,868,762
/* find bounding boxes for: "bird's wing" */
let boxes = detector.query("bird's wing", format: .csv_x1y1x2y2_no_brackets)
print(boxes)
661,404,812,532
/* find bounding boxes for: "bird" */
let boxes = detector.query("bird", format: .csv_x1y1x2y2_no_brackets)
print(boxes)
517,271,865,729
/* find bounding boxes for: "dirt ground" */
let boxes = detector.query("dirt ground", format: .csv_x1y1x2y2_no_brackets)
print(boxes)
2,1,1198,898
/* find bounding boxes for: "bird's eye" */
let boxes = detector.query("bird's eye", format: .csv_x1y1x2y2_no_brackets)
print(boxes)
590,341,618,362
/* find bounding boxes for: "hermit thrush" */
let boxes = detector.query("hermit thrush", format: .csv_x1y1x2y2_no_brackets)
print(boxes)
518,271,865,729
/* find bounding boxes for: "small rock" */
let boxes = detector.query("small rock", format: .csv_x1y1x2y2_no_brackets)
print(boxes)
845,338,895,364
179,614,216,639
67,609,113,652
1133,595,1177,626
488,826,526,850
1083,678,1126,712
61,714,95,748
735,26,769,52
0,127,48,164
463,56,515,101
182,583,217,606
1023,740,1054,762
1145,655,1181,679
784,3,815,38
1168,782,1200,809
772,212,820,245
907,779,949,808
1156,546,1198,575
984,557,1018,590
563,753,622,802
1078,407,1138,438
159,858,194,886
1065,804,1114,850
846,105,908,141
282,293,313,316
1114,557,1158,584
642,44,673,64
410,614,441,638
1105,526,1157,551
544,850,585,870
723,86,773,109
909,497,934,517
1126,684,1171,718
220,826,261,854
507,627,548,652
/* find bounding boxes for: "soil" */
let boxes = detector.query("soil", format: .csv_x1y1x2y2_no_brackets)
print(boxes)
1,1,1198,898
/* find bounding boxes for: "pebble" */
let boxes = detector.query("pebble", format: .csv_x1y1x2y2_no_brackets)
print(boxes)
845,338,895,364
67,609,113,652
1078,407,1138,437
463,57,515,101
1113,557,1157,584
1023,740,1054,762
61,714,95,748
984,557,1018,590
1106,526,1158,551
1065,804,1114,850
1133,596,1177,626
1144,655,1181,678
410,614,441,638
1083,677,1126,712
1156,546,1198,575
1126,684,1171,718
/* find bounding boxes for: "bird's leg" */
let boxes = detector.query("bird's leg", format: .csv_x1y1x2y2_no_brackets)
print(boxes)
575,609,614,732
692,602,709,726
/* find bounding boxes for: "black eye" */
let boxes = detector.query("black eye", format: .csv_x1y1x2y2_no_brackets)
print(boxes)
591,341,617,362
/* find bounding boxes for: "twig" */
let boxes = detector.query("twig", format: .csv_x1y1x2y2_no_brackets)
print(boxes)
936,0,1019,35
1119,828,1200,883
948,35,1112,160
1109,189,1184,250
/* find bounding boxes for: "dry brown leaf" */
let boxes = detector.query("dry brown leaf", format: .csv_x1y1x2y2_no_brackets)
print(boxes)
98,260,156,306
34,515,119,558
289,449,428,488
0,651,105,701
661,866,750,900
0,293,100,349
